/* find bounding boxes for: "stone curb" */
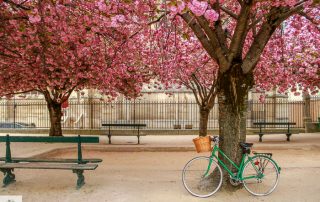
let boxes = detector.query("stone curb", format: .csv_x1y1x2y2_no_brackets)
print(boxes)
32,144,320,158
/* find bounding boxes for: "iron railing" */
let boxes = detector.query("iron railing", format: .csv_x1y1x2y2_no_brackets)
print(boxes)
0,97,319,129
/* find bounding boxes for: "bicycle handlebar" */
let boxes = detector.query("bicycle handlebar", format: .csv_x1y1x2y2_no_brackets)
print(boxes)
211,136,223,143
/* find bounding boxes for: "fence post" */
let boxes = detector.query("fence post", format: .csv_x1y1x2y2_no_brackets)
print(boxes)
13,98,17,128
303,93,315,132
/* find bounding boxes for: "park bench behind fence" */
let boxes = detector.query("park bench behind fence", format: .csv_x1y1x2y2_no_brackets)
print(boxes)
101,123,147,144
253,122,297,142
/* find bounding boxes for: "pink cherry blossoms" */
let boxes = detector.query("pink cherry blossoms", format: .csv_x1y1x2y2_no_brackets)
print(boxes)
0,0,319,137
169,0,220,22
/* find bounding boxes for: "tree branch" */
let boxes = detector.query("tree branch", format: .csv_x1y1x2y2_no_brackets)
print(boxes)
298,11,320,31
1,89,38,97
242,4,305,74
191,74,205,102
186,81,202,106
195,16,229,62
220,6,238,19
3,0,32,10
228,1,252,63
180,12,218,61
120,13,168,47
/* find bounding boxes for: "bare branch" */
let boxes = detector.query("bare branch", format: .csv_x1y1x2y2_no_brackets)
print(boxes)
180,12,219,61
186,82,202,106
247,16,263,32
123,13,168,45
193,15,229,68
298,11,320,31
3,0,32,10
0,15,29,21
1,89,38,97
220,6,238,19
191,74,205,102
227,1,252,63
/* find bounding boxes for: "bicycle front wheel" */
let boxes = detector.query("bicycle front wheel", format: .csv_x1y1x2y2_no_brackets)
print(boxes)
242,155,279,196
182,156,223,198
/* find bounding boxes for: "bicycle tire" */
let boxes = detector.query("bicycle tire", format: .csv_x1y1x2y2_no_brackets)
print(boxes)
242,155,280,196
182,156,223,198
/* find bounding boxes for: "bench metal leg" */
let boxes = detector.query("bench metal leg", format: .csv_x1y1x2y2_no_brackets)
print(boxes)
286,133,291,141
0,168,15,187
108,135,112,144
137,135,140,144
259,133,263,142
73,170,85,189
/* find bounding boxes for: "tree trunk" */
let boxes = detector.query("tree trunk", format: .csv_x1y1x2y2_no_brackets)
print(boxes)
199,107,210,137
47,101,63,136
218,92,247,177
217,64,253,190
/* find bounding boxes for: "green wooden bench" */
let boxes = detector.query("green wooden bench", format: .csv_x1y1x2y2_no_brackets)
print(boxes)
0,135,102,189
253,122,297,142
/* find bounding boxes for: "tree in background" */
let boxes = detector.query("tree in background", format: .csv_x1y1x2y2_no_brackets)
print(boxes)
0,0,154,136
150,23,219,136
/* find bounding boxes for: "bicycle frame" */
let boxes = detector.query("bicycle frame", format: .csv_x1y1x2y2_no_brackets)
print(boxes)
204,144,258,181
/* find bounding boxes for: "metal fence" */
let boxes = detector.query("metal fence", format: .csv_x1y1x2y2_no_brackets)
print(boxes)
0,97,319,129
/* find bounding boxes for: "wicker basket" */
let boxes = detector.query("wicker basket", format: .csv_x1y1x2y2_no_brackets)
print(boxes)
193,136,212,153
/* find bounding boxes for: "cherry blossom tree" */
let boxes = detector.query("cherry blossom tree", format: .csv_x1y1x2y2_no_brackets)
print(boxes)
156,0,319,187
150,21,219,136
0,0,154,136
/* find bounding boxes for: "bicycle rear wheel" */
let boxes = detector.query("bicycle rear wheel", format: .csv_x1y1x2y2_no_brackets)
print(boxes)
182,156,222,198
242,155,279,196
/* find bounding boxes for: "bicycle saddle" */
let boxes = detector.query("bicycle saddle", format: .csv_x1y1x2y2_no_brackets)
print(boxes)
239,142,253,149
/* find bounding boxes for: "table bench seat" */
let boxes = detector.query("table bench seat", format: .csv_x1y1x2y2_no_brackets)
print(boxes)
0,157,102,164
0,162,98,170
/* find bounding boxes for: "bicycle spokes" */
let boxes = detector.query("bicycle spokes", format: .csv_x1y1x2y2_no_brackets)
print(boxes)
242,156,280,196
182,157,223,198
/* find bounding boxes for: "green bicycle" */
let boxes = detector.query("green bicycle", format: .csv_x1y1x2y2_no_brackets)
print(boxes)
182,136,281,198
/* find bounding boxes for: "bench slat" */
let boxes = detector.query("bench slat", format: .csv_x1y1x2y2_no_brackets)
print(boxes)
104,134,146,136
0,162,98,170
253,122,296,125
0,136,99,143
0,157,102,163
102,124,147,144
102,124,146,127
253,132,299,134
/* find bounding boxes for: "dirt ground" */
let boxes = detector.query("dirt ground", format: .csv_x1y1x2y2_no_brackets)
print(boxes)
0,148,320,202
1,146,320,202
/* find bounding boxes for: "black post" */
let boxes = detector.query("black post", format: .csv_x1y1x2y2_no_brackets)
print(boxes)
137,126,140,144
77,135,83,164
259,124,262,134
13,98,17,128
108,125,111,144
5,134,12,163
